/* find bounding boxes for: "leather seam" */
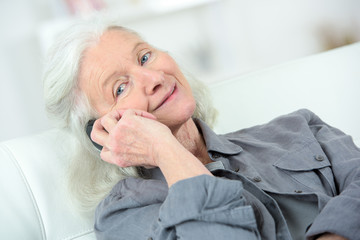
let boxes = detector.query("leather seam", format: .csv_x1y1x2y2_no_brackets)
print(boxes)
63,228,94,240
1,144,47,240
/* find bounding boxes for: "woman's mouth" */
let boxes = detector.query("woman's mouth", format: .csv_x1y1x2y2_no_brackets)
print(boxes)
154,85,176,111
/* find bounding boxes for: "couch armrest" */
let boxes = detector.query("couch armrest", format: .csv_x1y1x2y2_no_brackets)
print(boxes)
0,130,95,240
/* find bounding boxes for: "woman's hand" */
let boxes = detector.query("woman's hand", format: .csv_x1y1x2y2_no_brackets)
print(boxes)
90,108,212,186
91,109,174,168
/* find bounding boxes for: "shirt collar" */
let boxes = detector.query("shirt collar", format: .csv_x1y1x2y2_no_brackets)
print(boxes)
142,119,242,180
194,118,243,156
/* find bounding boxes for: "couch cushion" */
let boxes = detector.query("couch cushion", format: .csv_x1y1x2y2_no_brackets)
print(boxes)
210,42,360,147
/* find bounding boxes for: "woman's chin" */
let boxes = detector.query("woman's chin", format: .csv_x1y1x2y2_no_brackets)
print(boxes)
156,98,195,126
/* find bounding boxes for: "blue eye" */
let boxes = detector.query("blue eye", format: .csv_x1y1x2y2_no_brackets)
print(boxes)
140,52,150,65
116,83,127,96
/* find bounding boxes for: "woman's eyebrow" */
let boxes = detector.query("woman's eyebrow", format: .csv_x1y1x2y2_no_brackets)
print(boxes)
101,41,147,90
102,71,120,92
132,41,146,53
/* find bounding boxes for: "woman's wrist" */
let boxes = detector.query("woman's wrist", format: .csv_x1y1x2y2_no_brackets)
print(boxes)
156,138,212,187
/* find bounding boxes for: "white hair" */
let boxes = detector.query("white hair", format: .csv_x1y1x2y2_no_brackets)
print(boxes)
43,17,217,213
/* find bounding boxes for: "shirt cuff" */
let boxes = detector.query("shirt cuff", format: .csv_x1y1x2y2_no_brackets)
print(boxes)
306,195,360,239
158,174,256,228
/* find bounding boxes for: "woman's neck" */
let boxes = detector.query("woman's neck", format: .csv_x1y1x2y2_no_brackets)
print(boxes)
173,119,212,165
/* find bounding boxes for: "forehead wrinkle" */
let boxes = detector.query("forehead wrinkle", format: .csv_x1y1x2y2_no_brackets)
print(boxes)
84,63,106,107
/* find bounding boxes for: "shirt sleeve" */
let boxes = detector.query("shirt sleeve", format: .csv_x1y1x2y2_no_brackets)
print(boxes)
94,175,261,240
302,109,360,240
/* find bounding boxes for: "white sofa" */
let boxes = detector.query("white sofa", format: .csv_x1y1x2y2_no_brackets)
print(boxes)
1,42,359,240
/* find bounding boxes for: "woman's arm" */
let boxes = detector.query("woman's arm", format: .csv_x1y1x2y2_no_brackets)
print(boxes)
95,175,260,240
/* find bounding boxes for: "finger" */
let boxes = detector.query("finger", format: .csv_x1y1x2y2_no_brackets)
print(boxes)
118,109,157,120
99,148,111,163
100,112,119,133
108,108,125,121
91,118,109,146
135,110,157,120
100,148,129,168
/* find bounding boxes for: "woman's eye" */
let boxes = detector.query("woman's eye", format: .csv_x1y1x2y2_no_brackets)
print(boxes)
140,52,150,66
116,83,127,96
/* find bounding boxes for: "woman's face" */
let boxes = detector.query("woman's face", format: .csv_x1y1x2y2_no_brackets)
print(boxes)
79,29,196,131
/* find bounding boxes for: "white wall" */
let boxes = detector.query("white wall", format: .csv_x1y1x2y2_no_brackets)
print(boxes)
1,0,359,141
0,0,52,141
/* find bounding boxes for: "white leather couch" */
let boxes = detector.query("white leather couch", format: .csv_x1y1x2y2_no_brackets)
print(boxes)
1,42,359,240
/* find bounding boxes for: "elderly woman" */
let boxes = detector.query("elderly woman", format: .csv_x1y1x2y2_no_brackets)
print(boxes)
43,19,359,240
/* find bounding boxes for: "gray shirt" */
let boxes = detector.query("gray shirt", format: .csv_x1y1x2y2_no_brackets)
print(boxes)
94,109,360,240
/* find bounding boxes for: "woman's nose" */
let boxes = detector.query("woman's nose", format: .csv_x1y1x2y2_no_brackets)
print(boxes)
133,67,165,95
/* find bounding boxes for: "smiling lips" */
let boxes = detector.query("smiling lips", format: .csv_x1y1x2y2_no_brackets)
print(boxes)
154,84,176,111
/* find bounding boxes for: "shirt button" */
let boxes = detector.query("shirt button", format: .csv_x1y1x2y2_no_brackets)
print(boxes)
252,176,262,182
234,167,240,172
294,190,303,193
314,155,325,161
211,153,221,159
